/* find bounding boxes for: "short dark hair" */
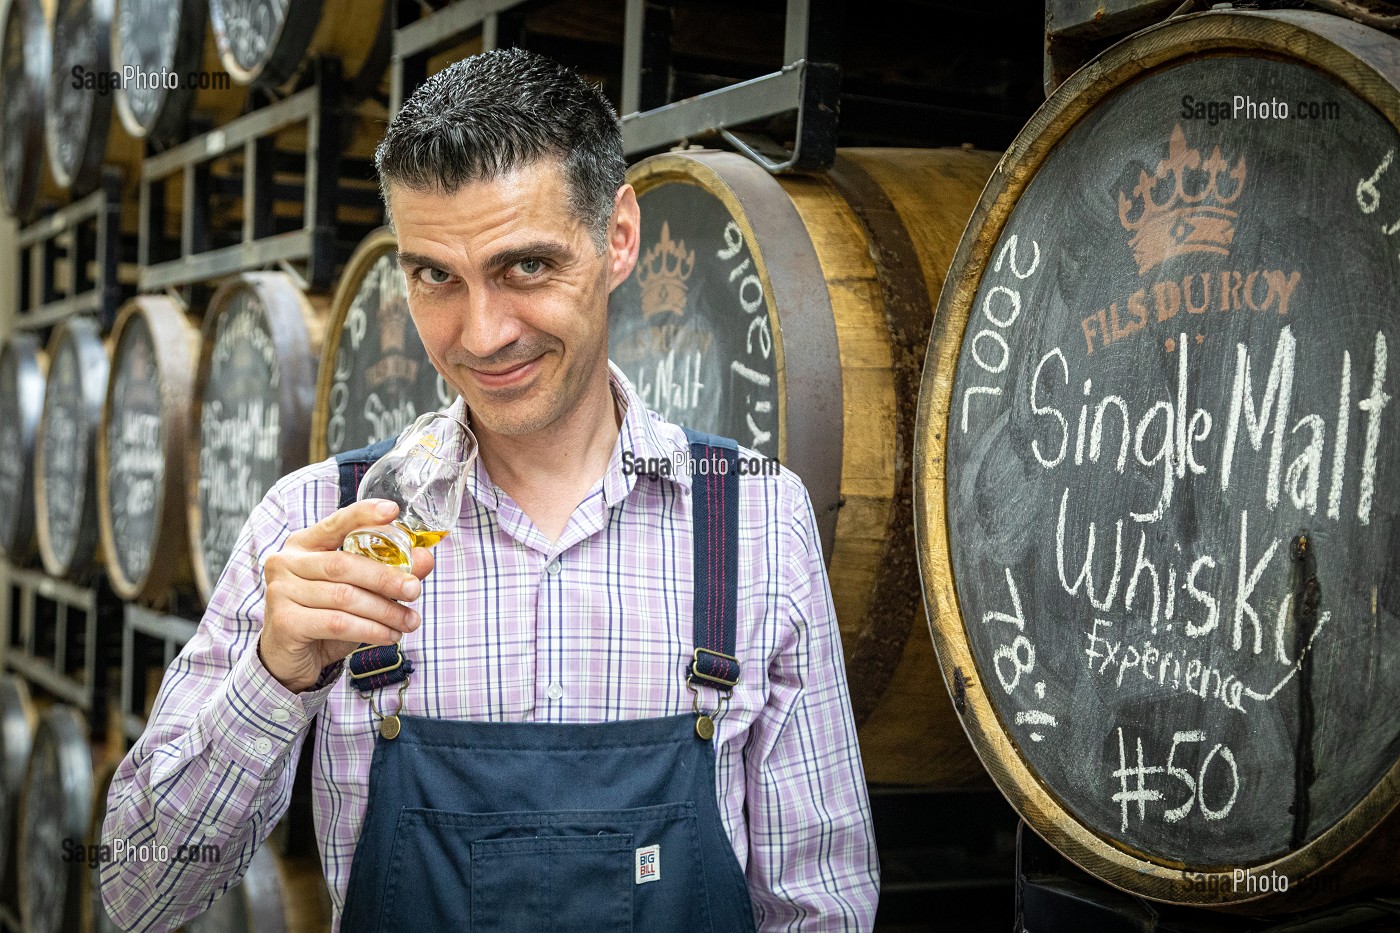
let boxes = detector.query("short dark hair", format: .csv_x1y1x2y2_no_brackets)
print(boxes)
375,48,627,251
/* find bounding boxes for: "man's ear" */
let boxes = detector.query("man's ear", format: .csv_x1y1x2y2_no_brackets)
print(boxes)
606,184,641,293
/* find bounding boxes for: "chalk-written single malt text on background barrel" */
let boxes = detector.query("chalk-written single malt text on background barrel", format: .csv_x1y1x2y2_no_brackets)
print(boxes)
609,147,998,786
0,334,46,564
916,8,1400,909
36,316,110,581
311,226,458,462
190,273,324,604
99,296,201,603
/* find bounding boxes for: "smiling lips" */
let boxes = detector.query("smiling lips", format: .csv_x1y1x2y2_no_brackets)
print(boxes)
470,356,540,389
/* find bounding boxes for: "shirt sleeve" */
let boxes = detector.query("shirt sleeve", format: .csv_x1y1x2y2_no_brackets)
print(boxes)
100,475,339,931
743,480,881,931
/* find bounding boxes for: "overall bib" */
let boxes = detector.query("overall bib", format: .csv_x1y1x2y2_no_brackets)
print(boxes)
334,429,758,933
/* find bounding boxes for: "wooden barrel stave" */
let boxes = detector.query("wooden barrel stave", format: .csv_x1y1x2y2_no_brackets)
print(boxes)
99,295,201,603
0,334,47,565
189,273,326,604
610,147,998,786
913,7,1400,910
36,317,110,581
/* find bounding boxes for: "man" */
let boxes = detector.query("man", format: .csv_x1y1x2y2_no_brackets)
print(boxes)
102,48,878,931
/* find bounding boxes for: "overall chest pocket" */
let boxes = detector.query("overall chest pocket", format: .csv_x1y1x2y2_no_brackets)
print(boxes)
471,834,634,932
374,802,711,933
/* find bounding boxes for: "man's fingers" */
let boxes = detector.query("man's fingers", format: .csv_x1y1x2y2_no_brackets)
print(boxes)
287,499,400,552
410,547,435,581
280,603,405,648
290,579,422,633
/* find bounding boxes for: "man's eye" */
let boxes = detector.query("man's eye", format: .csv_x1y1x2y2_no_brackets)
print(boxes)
418,267,452,285
513,258,544,276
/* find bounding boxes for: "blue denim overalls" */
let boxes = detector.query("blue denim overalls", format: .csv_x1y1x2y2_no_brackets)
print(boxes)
333,429,758,932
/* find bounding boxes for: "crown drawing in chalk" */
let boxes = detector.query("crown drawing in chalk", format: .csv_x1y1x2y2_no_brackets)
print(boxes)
378,294,410,354
637,220,695,318
1117,123,1247,275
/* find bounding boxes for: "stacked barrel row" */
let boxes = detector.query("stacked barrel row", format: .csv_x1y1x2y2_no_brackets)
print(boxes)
0,1,396,932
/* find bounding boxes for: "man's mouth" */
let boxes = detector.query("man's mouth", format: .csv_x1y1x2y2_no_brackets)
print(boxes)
469,356,541,389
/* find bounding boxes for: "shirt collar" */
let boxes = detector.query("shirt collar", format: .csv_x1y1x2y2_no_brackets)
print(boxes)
449,360,692,515
602,360,692,506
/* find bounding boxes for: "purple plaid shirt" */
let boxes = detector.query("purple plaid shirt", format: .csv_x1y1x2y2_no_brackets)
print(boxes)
101,364,879,931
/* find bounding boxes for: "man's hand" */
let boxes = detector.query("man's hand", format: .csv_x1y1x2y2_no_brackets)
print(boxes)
259,499,435,693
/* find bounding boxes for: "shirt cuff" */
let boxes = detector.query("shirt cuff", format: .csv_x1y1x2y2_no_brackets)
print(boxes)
198,641,338,777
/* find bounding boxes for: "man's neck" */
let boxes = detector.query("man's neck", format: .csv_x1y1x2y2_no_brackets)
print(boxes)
471,366,623,523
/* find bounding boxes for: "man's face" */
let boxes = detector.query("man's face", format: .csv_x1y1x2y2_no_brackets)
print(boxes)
388,158,637,438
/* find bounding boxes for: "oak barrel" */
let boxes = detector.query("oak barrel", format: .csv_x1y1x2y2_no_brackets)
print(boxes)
189,273,326,604
0,677,35,914
207,0,391,95
0,333,46,565
113,0,248,142
311,226,458,461
44,0,142,196
18,705,92,933
915,8,1400,910
98,296,201,603
35,317,110,581
608,147,998,785
0,0,60,220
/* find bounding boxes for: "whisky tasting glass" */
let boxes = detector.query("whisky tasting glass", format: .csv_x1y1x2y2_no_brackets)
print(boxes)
341,411,475,570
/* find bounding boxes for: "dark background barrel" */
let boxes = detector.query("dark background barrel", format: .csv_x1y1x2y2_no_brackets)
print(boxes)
207,0,391,96
99,296,200,604
0,677,34,919
1,0,56,221
0,334,45,565
36,317,109,581
18,704,92,933
311,227,457,461
45,0,141,198
609,147,999,787
113,0,248,143
189,273,325,603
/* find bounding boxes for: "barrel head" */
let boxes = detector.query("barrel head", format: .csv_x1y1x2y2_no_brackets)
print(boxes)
0,334,45,564
1,0,52,219
36,317,108,581
45,0,115,193
918,7,1400,906
312,227,458,462
18,705,91,933
113,0,207,140
191,273,318,604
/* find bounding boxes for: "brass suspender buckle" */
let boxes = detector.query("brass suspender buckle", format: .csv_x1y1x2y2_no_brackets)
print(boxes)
688,647,740,689
348,643,407,681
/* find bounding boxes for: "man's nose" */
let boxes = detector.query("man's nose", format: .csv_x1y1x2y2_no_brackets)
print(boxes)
457,286,524,360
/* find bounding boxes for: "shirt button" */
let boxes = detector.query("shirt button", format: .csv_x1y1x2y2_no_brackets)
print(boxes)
253,737,272,756
545,559,562,575
546,682,564,700
204,825,219,839
270,709,290,723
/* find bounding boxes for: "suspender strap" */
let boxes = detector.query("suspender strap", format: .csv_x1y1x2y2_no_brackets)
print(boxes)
334,438,413,691
683,427,742,691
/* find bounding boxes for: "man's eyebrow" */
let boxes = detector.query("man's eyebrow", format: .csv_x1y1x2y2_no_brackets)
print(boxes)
483,241,574,271
396,251,449,271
